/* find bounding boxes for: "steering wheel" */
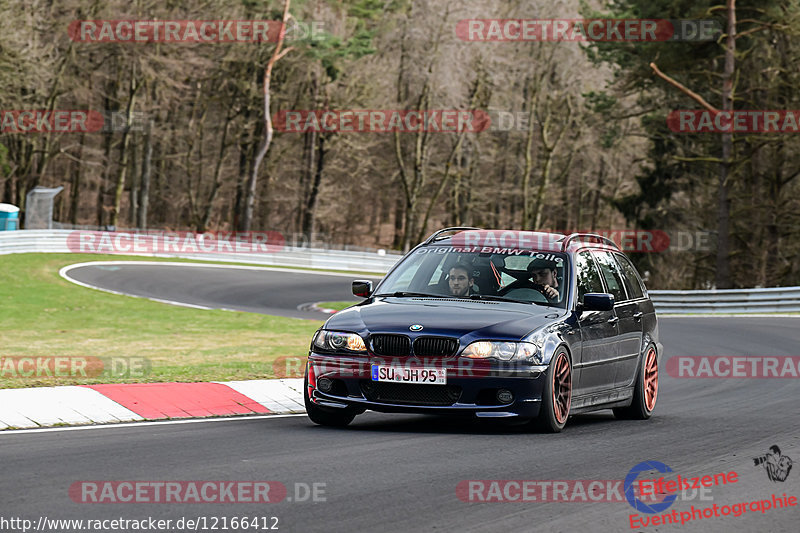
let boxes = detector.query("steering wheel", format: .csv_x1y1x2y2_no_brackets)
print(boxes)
498,280,549,297
501,287,549,303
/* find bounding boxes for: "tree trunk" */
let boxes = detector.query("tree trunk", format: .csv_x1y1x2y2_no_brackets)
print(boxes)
521,90,537,229
241,0,293,232
716,0,735,288
111,71,139,229
590,158,606,231
298,70,319,232
69,131,85,225
97,92,115,227
129,135,139,226
392,195,404,248
533,95,573,229
137,120,152,229
302,134,326,236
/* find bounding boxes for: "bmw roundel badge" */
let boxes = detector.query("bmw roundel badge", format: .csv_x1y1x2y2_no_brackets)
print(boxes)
409,324,423,331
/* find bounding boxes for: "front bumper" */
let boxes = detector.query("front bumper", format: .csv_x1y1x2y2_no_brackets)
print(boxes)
306,353,548,418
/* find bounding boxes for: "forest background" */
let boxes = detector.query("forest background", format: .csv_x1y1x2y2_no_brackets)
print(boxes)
2,0,799,290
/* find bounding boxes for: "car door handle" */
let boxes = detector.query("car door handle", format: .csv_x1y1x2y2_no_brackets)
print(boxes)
633,312,643,321
607,317,620,325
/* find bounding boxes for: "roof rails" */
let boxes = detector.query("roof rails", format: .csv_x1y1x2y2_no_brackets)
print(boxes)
561,233,620,251
423,227,482,245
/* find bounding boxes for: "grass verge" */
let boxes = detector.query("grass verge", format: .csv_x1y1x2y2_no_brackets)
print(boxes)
0,253,325,388
316,301,359,311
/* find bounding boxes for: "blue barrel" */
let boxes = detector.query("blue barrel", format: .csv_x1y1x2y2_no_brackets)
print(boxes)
0,203,20,231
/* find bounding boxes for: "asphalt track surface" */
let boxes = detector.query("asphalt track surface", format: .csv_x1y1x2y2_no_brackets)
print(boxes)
3,262,799,532
62,261,376,319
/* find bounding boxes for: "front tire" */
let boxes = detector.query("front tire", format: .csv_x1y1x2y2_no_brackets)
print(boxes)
614,344,658,420
534,348,572,433
303,374,356,427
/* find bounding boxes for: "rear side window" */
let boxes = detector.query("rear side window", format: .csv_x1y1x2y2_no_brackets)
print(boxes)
613,253,645,299
593,251,627,303
575,251,604,303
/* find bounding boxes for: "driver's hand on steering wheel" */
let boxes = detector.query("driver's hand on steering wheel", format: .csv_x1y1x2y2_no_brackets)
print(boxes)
541,284,558,300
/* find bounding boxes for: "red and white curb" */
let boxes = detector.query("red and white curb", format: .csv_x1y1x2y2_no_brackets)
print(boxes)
0,378,304,430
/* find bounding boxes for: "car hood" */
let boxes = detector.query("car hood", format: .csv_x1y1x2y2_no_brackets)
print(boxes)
323,297,563,341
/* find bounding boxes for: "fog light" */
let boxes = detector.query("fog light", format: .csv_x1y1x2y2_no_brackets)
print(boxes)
317,377,333,393
496,389,514,404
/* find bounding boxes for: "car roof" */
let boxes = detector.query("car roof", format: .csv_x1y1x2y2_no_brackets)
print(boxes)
422,228,620,253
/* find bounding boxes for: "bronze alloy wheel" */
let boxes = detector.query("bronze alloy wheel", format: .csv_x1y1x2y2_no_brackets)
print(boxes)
552,351,572,425
643,347,658,412
614,344,659,420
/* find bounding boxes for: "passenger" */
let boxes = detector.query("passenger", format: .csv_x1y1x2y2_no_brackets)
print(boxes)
448,263,476,297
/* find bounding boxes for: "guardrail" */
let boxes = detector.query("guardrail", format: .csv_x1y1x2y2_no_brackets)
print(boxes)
648,287,800,314
0,229,402,274
2,230,798,314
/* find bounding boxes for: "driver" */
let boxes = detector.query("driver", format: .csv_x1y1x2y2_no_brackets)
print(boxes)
528,258,560,301
448,263,476,297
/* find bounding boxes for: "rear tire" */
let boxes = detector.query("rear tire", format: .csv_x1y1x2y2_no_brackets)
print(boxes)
304,374,356,427
533,348,572,433
614,344,658,420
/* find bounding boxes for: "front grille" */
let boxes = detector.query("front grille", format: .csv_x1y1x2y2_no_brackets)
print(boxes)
371,334,411,356
360,381,462,406
413,336,459,357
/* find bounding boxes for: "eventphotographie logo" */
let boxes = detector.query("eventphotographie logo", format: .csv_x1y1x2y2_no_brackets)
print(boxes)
753,445,793,483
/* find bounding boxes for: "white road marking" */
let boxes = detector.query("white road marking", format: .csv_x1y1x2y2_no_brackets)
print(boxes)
59,260,380,311
0,413,307,435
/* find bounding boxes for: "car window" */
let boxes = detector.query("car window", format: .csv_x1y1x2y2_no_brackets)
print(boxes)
390,255,425,290
575,251,605,303
593,251,628,302
613,253,645,299
381,251,433,292
425,254,451,289
375,245,569,307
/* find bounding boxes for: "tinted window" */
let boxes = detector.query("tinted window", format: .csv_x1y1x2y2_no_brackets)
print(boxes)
376,246,569,307
593,251,627,302
575,251,604,303
613,253,645,299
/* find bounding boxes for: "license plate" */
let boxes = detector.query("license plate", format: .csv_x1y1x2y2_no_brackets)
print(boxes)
371,365,446,384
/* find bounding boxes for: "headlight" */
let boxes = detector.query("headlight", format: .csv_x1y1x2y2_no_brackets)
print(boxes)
461,341,540,363
312,330,367,353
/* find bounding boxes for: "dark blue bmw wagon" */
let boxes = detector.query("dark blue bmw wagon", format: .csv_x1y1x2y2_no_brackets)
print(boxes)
304,228,662,432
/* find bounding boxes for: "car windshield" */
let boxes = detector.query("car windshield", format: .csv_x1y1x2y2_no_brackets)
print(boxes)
375,245,569,308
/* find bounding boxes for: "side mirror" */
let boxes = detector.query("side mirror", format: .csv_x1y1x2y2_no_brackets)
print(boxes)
352,280,373,298
582,293,615,311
